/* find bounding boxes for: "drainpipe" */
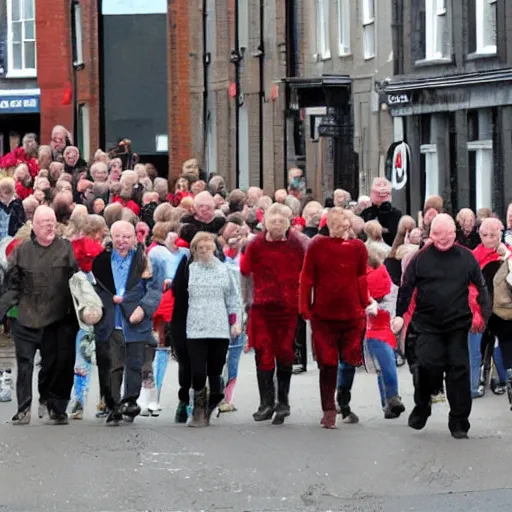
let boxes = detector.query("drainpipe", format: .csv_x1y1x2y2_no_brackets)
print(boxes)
70,0,84,147
203,0,209,172
258,0,265,188
230,1,242,188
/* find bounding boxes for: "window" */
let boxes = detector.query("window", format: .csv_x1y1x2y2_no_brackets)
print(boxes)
425,0,450,60
362,0,375,59
6,0,37,77
469,0,497,55
420,144,439,199
467,110,493,210
316,0,331,59
337,0,350,56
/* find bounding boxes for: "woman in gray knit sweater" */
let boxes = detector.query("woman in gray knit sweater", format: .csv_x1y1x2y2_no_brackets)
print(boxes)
174,231,241,427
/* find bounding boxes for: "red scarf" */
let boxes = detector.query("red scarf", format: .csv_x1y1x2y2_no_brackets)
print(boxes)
472,244,501,269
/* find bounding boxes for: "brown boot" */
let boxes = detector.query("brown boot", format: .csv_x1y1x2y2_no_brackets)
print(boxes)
188,388,208,427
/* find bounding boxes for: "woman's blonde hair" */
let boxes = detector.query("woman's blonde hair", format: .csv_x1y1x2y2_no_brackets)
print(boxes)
190,231,216,258
264,203,292,225
152,221,175,244
367,242,388,269
82,214,108,238
364,220,383,241
389,215,416,258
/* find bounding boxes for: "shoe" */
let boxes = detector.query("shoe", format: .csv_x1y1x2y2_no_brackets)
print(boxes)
123,416,135,423
11,409,31,425
105,408,122,426
490,378,507,396
342,412,359,424
272,366,292,425
138,387,151,417
38,401,48,420
472,388,485,399
175,401,189,423
206,391,225,423
384,396,405,419
95,409,109,418
451,430,469,440
96,398,105,412
506,369,512,411
320,410,337,429
396,354,405,367
477,383,486,397
408,405,431,430
253,369,275,422
188,388,208,427
218,403,237,413
272,403,291,425
292,365,307,375
49,413,69,426
122,402,141,418
70,401,84,420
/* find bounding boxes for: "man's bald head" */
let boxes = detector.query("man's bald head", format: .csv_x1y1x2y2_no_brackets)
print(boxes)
431,213,456,232
430,213,456,251
33,205,57,247
111,220,136,256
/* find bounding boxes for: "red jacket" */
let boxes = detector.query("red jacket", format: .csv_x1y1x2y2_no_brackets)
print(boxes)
241,231,305,312
299,236,370,321
366,265,396,348
112,195,140,216
71,237,104,273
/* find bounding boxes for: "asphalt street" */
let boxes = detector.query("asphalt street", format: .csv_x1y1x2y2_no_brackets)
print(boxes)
0,348,512,512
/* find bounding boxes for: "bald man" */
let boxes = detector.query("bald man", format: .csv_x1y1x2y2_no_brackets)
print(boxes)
395,214,491,439
0,205,79,425
92,220,163,425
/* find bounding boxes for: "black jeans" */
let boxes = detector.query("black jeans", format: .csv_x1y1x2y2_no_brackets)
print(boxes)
172,332,192,403
294,316,307,369
102,330,146,410
488,315,512,370
414,328,471,432
188,338,229,392
12,315,77,415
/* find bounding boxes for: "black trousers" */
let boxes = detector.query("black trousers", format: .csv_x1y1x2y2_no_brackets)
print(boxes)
98,330,146,410
414,328,471,432
188,338,229,392
12,315,77,415
488,315,512,371
293,316,307,369
172,332,192,403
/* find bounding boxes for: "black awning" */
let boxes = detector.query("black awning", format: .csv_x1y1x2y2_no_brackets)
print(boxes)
282,75,352,108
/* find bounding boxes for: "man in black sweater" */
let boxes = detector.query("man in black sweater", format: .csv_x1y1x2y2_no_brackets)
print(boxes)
394,214,491,439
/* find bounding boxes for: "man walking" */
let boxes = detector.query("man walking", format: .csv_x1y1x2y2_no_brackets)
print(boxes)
0,205,79,425
92,220,162,425
395,214,491,439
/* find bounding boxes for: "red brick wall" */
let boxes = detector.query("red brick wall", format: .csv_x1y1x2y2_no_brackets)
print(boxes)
36,0,100,155
168,0,193,181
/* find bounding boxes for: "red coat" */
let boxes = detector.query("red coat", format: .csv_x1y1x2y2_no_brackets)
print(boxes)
112,195,141,216
71,237,104,273
299,236,370,321
240,231,305,312
366,265,396,348
0,147,39,177
15,182,33,201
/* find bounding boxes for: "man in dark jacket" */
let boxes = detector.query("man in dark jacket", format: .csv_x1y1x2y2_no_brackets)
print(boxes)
0,205,78,425
395,214,491,439
92,220,162,425
361,177,402,246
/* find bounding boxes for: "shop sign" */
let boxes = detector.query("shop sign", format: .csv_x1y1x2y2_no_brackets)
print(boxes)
0,95,40,114
387,93,410,105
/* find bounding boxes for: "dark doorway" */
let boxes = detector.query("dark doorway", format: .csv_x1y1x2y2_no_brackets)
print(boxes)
0,114,40,156
138,154,169,178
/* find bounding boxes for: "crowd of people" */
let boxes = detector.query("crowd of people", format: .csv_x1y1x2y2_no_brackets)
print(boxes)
0,125,511,439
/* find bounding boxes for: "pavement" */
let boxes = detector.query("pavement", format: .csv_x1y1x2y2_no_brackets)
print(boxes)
0,347,511,512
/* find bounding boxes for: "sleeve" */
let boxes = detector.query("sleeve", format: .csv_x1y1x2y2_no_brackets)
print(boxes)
240,241,253,277
68,242,79,276
139,261,164,317
299,244,315,317
396,251,419,318
170,257,189,341
469,255,492,323
379,283,398,317
0,250,22,321
357,243,371,308
224,268,242,320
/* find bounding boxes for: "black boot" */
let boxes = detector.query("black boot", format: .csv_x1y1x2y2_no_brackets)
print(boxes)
272,365,292,425
189,388,208,427
506,369,512,411
253,370,275,421
336,387,359,423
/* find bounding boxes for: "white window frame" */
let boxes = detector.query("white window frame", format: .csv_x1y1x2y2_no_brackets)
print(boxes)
468,139,493,210
79,104,90,162
475,0,497,55
6,0,37,78
337,0,351,56
420,143,439,199
316,0,331,60
425,0,449,60
362,0,375,60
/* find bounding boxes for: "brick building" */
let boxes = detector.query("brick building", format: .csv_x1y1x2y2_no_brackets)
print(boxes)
381,0,512,217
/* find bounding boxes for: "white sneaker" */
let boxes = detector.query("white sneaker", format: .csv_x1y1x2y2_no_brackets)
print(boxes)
148,388,160,416
138,387,151,417
38,402,49,420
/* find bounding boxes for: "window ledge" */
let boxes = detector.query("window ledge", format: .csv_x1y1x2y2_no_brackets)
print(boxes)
466,51,497,62
5,70,37,79
338,52,352,59
414,57,453,68
364,55,376,61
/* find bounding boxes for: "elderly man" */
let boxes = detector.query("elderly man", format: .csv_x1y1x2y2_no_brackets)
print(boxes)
92,220,162,425
395,214,491,439
181,191,226,234
0,205,79,425
50,125,71,162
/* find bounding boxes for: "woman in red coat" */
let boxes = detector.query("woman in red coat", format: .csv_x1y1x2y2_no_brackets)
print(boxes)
300,208,372,429
241,203,306,425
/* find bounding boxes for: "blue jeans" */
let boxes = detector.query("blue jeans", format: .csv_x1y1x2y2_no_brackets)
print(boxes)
225,334,245,383
468,332,482,397
337,360,355,391
365,338,399,408
494,344,508,383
